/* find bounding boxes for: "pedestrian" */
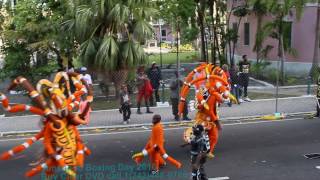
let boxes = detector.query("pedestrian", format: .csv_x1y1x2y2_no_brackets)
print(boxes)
190,124,210,180
170,71,191,121
238,55,251,102
147,62,162,106
80,67,93,87
229,64,241,104
119,84,131,124
222,64,232,107
136,66,153,114
79,67,93,123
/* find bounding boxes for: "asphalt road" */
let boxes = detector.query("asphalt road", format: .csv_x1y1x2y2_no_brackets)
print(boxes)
1,117,320,180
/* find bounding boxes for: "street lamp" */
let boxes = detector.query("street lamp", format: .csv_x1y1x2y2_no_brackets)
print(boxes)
158,19,165,103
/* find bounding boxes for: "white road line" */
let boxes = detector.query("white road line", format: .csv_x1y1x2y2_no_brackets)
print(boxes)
0,117,306,142
316,166,320,170
209,177,230,180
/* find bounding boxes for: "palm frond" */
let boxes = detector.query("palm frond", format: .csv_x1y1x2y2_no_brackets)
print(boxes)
133,20,153,42
95,35,119,70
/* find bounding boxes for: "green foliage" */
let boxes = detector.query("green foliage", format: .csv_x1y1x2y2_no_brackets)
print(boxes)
250,60,271,79
0,0,78,81
65,0,157,71
233,5,249,17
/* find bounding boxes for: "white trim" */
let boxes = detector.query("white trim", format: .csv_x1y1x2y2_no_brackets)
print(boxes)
305,3,320,7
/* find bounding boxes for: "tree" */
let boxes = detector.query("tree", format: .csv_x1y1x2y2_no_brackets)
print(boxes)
64,0,157,97
249,0,269,64
1,0,68,80
263,0,306,85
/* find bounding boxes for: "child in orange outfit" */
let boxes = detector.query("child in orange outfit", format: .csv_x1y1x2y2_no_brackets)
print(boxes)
132,114,182,174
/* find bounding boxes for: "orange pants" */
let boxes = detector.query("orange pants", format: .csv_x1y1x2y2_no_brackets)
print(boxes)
207,125,219,153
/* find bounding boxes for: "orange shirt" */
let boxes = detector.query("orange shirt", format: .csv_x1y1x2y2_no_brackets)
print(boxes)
150,123,164,147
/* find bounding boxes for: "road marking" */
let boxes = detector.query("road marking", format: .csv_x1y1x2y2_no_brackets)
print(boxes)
0,117,306,142
209,177,230,180
316,166,320,170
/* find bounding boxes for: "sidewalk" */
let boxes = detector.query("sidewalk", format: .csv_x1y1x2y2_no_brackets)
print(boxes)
0,96,316,133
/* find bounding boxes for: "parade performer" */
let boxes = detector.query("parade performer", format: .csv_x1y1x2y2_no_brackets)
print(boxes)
189,124,210,180
0,71,93,179
180,63,236,158
132,114,182,174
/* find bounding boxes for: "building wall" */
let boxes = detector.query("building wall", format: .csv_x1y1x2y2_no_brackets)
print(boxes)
228,1,319,75
153,24,174,44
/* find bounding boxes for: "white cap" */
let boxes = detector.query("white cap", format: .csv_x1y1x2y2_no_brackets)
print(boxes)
80,67,87,72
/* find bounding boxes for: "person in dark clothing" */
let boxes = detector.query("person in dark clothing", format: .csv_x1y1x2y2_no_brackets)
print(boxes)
119,84,131,124
190,124,210,180
229,64,241,104
147,62,162,106
169,71,190,121
238,55,251,102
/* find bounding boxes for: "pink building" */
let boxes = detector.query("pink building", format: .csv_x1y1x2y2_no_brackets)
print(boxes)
228,1,319,75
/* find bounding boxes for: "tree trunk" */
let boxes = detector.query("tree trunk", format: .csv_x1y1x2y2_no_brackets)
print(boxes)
310,2,320,79
255,14,263,64
109,69,129,98
197,0,207,62
209,0,216,64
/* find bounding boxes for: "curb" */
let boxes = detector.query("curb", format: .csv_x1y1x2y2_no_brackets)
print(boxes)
0,111,315,137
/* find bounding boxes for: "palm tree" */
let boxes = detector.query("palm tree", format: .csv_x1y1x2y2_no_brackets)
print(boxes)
63,0,156,97
249,0,268,64
262,0,306,85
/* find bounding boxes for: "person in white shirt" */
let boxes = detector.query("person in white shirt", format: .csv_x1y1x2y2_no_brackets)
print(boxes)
80,67,93,86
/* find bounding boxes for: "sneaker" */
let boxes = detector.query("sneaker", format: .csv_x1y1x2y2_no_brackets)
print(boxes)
174,116,180,121
151,170,159,175
127,119,131,123
244,97,251,102
183,117,191,121
239,98,244,103
123,121,128,125
137,110,142,114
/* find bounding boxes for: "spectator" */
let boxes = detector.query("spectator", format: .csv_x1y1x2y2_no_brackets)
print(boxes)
136,66,153,114
230,65,241,104
238,55,251,102
119,84,131,124
170,71,190,121
222,64,232,107
80,67,93,86
147,62,162,106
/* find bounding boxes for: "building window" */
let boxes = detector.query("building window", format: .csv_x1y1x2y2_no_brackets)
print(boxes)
161,29,166,37
283,21,292,48
244,23,250,45
232,23,237,31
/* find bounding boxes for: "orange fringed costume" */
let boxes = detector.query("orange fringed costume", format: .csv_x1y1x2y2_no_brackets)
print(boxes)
0,72,93,179
132,114,182,173
179,63,236,158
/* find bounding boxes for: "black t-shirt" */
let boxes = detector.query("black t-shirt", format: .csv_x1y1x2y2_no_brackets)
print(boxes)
239,61,251,74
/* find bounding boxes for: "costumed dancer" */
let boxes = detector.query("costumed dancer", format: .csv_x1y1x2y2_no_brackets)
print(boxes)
0,71,93,179
189,124,210,180
132,114,182,174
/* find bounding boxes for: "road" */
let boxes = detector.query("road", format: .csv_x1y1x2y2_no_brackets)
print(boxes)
1,117,320,180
